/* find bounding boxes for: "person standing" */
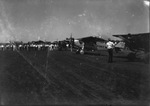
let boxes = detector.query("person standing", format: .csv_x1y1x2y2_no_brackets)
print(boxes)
70,37,74,52
76,40,84,54
106,39,115,63
80,41,85,54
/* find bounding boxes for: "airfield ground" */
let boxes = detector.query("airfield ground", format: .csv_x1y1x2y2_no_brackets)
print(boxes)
0,50,149,105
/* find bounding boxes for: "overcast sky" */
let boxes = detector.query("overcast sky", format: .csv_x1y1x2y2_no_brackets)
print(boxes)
0,0,149,42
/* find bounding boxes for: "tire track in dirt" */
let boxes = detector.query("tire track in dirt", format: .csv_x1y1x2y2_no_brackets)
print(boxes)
0,51,53,104
45,49,49,77
17,50,88,104
16,50,59,104
61,51,144,85
46,51,116,102
16,50,48,83
52,51,146,100
46,53,99,103
64,51,149,93
46,63,103,104
49,51,117,91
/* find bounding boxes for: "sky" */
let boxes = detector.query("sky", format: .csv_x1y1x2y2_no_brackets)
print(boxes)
0,0,149,42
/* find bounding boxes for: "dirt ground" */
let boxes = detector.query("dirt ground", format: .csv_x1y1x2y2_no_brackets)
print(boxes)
0,50,149,105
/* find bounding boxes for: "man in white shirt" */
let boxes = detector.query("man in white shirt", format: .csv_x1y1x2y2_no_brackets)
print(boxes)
106,39,115,63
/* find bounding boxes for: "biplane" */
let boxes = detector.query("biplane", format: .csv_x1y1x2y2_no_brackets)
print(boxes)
113,33,150,63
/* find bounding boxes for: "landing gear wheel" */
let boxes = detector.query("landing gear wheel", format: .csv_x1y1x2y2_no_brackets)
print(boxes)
80,49,84,55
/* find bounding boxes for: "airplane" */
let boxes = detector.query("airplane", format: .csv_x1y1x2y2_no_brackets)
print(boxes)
71,36,107,54
113,32,150,63
57,36,107,54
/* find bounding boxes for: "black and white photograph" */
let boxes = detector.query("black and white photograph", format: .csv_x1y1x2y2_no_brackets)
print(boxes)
0,0,149,105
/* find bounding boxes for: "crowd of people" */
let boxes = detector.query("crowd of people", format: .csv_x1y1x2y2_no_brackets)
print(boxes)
0,38,121,63
0,43,57,51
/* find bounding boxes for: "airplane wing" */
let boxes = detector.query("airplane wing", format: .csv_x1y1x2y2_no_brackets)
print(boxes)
79,36,106,44
113,33,150,52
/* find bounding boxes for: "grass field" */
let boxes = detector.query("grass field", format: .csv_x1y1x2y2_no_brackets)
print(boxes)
0,50,149,105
